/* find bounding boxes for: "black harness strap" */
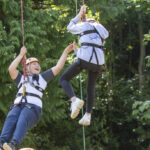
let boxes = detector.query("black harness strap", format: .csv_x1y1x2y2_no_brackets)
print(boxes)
18,83,22,90
78,28,104,44
78,30,98,36
93,26,104,44
17,92,42,100
81,43,104,65
18,83,44,93
30,84,44,93
81,43,104,49
90,47,99,65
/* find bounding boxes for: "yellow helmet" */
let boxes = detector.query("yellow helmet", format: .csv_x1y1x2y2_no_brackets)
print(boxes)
26,57,40,65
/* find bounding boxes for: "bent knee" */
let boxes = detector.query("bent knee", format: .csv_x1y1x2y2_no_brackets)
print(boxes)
59,75,64,84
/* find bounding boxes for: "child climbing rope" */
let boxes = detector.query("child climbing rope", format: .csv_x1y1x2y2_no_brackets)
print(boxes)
0,43,74,150
59,5,109,126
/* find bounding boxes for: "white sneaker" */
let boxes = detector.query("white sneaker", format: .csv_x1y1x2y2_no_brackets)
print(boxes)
79,113,91,126
3,142,17,150
70,98,84,119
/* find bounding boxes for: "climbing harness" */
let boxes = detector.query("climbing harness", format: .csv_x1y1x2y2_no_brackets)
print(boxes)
78,27,104,44
76,1,105,66
81,43,104,65
81,43,104,49
17,75,44,93
17,92,42,100
78,20,105,65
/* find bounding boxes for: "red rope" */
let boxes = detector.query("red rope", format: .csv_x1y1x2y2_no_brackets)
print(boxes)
21,0,24,47
21,0,28,80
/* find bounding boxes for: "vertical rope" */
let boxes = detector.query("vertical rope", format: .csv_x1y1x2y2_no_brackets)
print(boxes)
75,1,86,150
81,0,86,22
80,74,86,150
75,0,78,15
21,0,27,81
21,0,24,47
82,0,85,4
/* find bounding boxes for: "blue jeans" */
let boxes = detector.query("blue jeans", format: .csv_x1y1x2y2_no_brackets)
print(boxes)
0,103,41,146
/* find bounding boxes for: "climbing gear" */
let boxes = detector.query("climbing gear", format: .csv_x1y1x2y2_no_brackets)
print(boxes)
78,29,99,37
16,74,47,105
21,0,28,103
79,74,86,150
81,43,104,49
32,74,39,84
17,75,44,93
70,98,84,119
26,57,40,65
75,0,86,149
78,27,104,44
17,92,42,100
30,74,43,92
81,43,104,65
22,84,26,97
18,82,44,93
79,113,91,126
78,25,105,65
81,0,86,22
78,23,105,66
26,58,40,76
21,0,27,81
21,0,24,47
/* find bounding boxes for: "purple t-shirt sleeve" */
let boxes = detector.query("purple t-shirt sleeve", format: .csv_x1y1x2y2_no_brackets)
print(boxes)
41,69,54,83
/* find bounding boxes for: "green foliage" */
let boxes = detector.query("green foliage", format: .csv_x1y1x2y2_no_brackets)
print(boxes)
132,101,150,148
132,100,150,122
0,0,150,149
146,56,150,67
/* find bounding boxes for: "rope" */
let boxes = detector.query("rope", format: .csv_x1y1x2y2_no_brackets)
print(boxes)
80,74,86,150
21,0,24,47
21,0,28,81
81,0,86,22
75,1,86,150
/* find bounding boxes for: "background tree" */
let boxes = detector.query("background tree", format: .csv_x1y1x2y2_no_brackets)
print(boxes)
0,0,150,149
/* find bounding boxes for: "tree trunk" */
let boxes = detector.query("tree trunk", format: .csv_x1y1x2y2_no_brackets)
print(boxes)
138,14,145,91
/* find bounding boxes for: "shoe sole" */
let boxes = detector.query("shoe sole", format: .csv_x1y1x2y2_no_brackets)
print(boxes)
3,144,12,150
71,100,84,119
79,121,90,126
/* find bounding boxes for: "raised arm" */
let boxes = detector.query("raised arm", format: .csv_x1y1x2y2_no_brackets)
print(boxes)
51,43,74,76
67,5,86,34
8,46,27,80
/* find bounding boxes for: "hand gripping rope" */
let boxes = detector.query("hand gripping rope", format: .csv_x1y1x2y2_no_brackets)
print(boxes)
21,0,28,96
81,0,86,22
